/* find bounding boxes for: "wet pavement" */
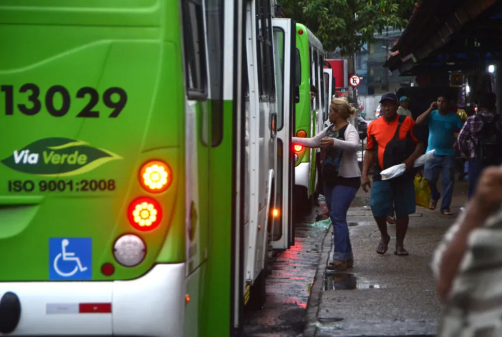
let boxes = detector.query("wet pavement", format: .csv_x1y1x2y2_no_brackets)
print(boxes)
304,178,469,337
243,200,330,337
243,176,467,337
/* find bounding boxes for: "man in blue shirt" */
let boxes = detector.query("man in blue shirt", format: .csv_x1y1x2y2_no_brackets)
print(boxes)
416,95,464,215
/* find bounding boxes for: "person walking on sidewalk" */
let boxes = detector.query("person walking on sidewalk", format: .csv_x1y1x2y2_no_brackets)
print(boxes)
416,95,464,215
457,92,502,200
361,93,425,256
292,99,361,270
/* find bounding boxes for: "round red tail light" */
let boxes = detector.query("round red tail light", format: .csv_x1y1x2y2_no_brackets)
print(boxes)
128,197,162,231
294,145,304,152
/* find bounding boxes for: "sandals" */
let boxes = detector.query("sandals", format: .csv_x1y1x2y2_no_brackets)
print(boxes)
441,209,454,215
394,247,409,256
376,237,390,255
327,259,347,271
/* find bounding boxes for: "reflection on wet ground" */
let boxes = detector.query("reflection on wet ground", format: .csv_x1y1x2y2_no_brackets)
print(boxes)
243,208,329,337
322,271,383,291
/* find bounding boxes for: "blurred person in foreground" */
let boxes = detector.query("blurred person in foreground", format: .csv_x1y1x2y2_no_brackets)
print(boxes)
432,165,502,336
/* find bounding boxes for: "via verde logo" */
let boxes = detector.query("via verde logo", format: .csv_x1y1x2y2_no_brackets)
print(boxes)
1,138,122,176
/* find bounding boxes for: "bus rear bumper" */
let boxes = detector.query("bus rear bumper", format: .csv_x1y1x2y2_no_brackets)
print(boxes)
0,263,185,336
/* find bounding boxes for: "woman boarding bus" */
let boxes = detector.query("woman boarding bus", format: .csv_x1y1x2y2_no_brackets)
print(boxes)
292,99,361,270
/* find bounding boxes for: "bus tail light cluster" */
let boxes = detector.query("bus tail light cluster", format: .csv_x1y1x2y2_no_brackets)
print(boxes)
113,160,172,267
294,130,307,153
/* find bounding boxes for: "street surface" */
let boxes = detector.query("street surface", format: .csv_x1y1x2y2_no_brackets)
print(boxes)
243,201,329,337
244,177,469,337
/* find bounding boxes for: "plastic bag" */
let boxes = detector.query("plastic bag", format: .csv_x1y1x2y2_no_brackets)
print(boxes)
381,150,436,180
381,164,406,180
414,176,431,208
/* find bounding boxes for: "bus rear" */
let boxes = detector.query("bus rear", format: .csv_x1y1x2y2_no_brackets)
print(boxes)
0,1,185,335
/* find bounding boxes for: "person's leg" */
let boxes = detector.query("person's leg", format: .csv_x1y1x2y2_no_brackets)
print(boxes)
424,156,442,209
440,155,456,214
393,177,416,255
370,180,393,254
324,184,333,214
468,158,483,200
395,216,409,254
328,185,358,269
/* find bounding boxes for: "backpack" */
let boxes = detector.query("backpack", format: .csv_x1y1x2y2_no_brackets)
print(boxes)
372,115,416,181
476,114,502,166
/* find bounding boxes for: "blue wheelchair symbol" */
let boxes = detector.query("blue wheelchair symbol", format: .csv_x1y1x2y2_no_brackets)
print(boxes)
49,238,92,280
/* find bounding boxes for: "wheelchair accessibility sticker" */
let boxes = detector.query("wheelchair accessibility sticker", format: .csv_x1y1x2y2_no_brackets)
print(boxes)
49,238,92,280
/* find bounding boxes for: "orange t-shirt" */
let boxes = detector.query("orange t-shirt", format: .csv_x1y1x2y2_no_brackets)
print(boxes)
366,115,419,170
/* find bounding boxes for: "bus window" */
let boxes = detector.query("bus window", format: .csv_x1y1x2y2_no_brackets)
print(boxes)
309,48,312,88
205,0,224,147
294,48,301,87
320,55,325,109
255,0,275,99
294,48,301,103
182,0,207,100
273,27,285,130
313,49,318,109
324,72,330,120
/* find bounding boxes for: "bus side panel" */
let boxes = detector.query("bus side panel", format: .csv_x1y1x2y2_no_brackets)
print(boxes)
203,99,234,336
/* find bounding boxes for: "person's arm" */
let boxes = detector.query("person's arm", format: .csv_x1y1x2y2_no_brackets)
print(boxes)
456,114,465,132
416,102,437,125
292,127,327,148
404,142,425,171
436,166,502,301
361,124,375,192
361,149,375,192
320,125,359,152
403,118,425,170
457,118,471,156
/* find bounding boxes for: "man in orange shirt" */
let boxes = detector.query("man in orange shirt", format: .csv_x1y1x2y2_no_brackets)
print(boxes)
362,93,425,256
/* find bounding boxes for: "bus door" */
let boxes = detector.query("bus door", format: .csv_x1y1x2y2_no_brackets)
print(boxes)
271,18,295,250
323,68,333,123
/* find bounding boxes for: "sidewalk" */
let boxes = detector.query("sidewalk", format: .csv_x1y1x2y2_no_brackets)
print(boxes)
304,178,469,337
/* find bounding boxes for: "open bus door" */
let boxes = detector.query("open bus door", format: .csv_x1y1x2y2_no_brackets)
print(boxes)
271,18,295,250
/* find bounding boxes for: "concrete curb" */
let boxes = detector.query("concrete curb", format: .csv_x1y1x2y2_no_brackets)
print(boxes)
303,218,333,337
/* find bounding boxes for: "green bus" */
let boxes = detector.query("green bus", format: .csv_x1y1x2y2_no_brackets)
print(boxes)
0,0,294,336
292,23,326,215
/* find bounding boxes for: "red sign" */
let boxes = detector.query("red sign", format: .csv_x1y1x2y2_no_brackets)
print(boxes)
349,75,360,87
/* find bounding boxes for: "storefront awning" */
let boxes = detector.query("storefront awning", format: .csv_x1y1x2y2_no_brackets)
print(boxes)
384,0,502,75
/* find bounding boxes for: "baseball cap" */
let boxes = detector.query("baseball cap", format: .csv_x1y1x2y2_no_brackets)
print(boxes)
399,96,410,102
379,92,398,103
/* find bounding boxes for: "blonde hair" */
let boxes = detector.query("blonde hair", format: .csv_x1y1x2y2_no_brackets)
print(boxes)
330,98,356,120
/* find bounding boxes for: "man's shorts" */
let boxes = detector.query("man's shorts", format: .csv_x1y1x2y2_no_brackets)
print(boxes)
370,177,416,218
